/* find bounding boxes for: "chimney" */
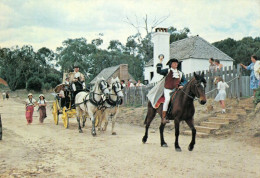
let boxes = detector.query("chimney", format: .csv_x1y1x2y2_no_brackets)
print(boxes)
151,27,170,83
119,64,129,82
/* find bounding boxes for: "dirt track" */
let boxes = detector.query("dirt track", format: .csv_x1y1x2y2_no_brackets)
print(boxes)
0,98,259,177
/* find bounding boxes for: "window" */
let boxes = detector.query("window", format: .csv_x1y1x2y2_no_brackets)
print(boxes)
150,72,154,80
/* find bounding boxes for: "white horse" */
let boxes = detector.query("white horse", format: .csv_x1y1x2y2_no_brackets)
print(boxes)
75,77,110,135
96,77,124,135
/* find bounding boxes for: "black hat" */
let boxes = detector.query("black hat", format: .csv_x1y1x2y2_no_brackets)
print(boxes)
166,58,179,65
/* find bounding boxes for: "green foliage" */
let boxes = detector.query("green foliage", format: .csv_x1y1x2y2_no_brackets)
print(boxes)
44,73,61,88
168,27,190,43
213,37,260,66
27,77,43,92
0,45,60,91
254,88,260,106
43,83,52,90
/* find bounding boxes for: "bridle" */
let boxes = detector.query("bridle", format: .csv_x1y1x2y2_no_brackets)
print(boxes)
111,81,122,95
179,78,206,101
99,80,109,94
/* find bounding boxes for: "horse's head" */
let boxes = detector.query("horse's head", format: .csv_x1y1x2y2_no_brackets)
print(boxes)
111,77,124,98
192,72,207,105
97,77,110,97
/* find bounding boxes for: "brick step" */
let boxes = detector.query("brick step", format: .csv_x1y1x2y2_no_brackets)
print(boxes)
182,130,209,138
226,108,247,114
208,117,231,124
200,122,228,129
195,126,218,134
215,115,238,120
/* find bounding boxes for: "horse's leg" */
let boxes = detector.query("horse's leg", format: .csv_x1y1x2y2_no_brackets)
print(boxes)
111,108,119,135
174,120,181,151
82,115,86,128
76,107,83,133
102,116,108,131
89,112,96,136
142,102,157,144
185,118,196,151
159,123,168,147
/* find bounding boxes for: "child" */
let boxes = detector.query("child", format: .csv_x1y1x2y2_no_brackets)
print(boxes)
38,94,47,123
25,93,37,124
215,77,229,113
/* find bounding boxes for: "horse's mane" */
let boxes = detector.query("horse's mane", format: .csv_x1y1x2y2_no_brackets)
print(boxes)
111,77,120,84
92,77,105,91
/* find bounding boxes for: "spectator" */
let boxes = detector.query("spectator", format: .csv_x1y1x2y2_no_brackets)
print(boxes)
136,80,144,87
127,79,134,88
209,58,216,73
240,55,259,97
25,93,37,125
120,80,126,89
6,92,9,100
214,59,223,71
2,92,6,100
38,94,47,123
214,77,229,113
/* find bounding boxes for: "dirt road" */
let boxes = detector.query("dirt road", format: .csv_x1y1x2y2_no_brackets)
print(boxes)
0,98,259,177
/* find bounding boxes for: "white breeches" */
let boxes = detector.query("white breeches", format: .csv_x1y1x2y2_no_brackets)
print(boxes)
163,88,175,111
72,82,86,91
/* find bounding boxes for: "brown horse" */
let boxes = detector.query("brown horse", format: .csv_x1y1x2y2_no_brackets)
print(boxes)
142,72,207,151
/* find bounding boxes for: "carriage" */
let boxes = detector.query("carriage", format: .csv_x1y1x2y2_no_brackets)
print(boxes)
52,72,86,129
52,83,78,129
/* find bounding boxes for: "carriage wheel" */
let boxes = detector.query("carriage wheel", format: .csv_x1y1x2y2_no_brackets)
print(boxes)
62,107,69,129
52,100,59,125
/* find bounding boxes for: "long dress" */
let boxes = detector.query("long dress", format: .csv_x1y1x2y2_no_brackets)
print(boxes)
247,63,259,89
25,98,36,124
38,100,47,123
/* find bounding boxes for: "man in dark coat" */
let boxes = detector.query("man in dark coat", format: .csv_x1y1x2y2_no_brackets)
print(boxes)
157,54,187,124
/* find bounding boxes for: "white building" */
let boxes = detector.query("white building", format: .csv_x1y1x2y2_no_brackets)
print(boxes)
144,28,234,84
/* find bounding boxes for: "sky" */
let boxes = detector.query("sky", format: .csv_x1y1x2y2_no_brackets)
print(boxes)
0,0,259,51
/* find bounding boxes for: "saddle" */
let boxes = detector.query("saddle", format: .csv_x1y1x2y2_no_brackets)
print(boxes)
154,90,178,119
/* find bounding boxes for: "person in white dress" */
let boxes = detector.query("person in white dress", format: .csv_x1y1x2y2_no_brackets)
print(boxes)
215,77,229,113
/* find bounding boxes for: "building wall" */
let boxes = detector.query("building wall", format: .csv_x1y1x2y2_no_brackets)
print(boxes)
151,31,170,83
108,64,136,84
144,66,154,84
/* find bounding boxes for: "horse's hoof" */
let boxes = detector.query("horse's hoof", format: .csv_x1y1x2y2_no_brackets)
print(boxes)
92,132,96,136
188,145,194,151
175,147,182,152
79,130,83,133
112,132,117,135
161,143,168,147
142,137,147,144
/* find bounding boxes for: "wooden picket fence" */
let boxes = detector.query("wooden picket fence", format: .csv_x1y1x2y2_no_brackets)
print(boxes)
122,64,253,107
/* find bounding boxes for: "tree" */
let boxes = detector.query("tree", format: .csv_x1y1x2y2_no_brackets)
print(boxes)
56,38,95,77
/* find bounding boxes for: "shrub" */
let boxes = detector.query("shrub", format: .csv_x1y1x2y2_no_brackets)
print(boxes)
43,83,52,90
27,77,43,92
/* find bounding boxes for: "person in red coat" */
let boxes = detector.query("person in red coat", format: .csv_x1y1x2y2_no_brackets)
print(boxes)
156,55,187,124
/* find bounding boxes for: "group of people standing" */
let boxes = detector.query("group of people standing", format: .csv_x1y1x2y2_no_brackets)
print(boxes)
25,93,47,125
209,55,259,113
2,91,9,100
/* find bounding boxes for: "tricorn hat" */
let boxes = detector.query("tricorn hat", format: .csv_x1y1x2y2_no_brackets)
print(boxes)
166,58,179,65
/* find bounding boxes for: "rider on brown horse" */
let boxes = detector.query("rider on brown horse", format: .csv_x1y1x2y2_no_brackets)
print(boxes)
157,55,187,124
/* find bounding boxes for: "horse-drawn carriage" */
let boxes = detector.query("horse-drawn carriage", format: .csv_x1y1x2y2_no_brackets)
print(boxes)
52,83,78,129
52,72,85,129
52,74,124,136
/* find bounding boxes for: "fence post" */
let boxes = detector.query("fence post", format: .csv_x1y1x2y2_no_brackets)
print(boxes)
236,64,241,100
